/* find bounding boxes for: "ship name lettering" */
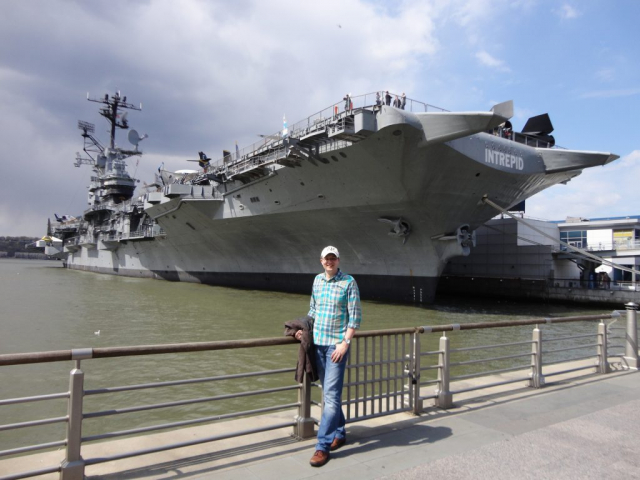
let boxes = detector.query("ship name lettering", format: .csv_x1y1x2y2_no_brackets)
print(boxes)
484,148,524,171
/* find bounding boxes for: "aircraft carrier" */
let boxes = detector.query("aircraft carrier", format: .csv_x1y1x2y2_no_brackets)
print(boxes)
40,91,619,303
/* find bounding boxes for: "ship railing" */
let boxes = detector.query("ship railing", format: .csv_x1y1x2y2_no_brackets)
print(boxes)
491,126,565,149
64,236,81,247
101,234,119,243
225,146,287,177
212,92,448,172
122,225,165,240
1,306,638,480
125,227,153,239
549,277,640,292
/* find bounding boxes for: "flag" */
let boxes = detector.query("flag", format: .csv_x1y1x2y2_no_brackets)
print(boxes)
282,114,288,138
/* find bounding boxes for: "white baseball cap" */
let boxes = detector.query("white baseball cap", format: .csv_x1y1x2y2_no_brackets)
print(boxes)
321,246,340,258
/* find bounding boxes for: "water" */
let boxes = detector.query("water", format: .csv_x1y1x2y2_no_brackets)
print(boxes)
0,259,613,452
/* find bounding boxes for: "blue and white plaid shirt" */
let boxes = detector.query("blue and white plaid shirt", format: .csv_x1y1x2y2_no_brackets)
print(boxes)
308,269,362,346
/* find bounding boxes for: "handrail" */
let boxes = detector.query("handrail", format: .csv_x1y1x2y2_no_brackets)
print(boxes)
210,91,448,170
0,313,617,367
558,240,640,252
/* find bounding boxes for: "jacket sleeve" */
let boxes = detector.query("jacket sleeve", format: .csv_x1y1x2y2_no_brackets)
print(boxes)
307,279,317,319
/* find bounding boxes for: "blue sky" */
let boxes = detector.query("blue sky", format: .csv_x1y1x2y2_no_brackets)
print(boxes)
0,0,638,235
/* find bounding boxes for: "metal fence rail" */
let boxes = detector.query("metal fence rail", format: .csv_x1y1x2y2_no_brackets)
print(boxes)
343,332,412,422
0,304,638,480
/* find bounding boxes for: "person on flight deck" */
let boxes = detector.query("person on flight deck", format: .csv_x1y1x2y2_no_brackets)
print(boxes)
385,91,391,106
343,94,351,113
401,92,406,110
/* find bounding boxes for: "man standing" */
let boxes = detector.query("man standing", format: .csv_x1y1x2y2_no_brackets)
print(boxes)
303,246,361,467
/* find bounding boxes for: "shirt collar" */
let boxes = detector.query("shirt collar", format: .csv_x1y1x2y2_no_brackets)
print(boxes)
322,269,343,282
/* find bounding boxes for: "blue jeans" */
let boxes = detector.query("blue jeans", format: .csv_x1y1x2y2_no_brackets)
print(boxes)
315,344,348,452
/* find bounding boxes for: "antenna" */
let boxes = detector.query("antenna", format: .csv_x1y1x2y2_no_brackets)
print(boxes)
78,120,95,134
128,129,148,147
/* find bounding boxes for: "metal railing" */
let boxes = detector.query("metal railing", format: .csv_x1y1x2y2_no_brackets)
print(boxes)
209,91,448,169
550,278,640,292
0,304,638,480
559,240,640,252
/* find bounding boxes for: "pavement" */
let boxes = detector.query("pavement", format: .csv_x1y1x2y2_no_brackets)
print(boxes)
2,362,639,480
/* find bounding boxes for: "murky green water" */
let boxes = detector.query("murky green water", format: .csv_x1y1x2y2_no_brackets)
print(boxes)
0,259,615,452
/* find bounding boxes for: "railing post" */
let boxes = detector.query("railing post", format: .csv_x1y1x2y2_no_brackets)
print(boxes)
597,321,610,374
411,331,422,414
529,325,545,388
60,358,87,480
293,371,315,439
435,333,452,409
623,302,639,370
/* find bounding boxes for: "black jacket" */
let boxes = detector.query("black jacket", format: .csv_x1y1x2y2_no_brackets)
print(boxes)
284,315,318,382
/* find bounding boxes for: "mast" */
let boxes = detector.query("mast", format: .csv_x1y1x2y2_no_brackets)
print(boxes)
88,91,141,150
75,92,146,205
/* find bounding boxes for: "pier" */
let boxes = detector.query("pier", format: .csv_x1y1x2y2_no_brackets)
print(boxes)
1,304,638,479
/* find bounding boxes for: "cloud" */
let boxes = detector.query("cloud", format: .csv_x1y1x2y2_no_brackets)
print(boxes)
595,68,615,83
527,150,640,220
580,88,640,99
556,4,580,19
475,50,511,72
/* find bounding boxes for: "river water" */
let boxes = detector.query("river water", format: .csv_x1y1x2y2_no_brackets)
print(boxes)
0,259,614,452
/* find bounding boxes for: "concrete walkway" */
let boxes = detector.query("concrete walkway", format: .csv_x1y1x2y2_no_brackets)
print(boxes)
2,365,639,479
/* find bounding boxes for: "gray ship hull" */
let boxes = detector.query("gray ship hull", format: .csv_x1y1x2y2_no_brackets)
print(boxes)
59,102,618,303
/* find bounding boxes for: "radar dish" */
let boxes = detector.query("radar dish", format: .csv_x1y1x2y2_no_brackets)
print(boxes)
128,129,141,146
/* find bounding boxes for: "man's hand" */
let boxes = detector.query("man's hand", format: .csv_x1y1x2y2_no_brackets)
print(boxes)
295,330,303,341
331,341,349,363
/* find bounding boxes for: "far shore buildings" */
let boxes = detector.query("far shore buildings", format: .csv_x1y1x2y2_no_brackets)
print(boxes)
440,215,640,304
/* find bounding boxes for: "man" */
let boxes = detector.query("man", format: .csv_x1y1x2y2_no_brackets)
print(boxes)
301,245,361,467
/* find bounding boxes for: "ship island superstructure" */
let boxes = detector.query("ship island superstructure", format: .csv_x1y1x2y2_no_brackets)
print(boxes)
42,92,619,303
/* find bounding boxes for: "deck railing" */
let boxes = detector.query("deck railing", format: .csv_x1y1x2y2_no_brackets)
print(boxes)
0,304,637,480
210,91,449,169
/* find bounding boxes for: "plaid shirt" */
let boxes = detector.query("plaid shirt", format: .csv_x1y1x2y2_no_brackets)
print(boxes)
308,269,362,346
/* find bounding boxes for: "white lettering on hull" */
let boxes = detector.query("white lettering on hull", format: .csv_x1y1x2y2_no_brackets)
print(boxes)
485,148,524,171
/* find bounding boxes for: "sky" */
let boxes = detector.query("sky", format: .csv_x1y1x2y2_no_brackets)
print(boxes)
1,0,639,236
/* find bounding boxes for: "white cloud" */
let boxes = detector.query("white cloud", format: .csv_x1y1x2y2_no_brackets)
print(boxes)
580,88,640,99
527,150,640,220
475,50,511,72
556,4,580,19
596,68,615,83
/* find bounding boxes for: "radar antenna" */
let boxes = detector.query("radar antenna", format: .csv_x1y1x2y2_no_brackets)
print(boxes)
87,91,141,149
76,120,102,164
